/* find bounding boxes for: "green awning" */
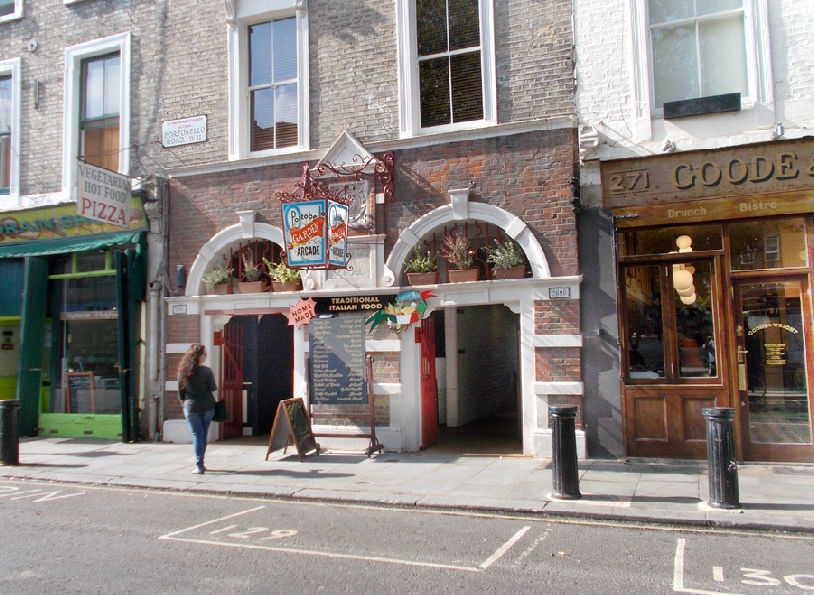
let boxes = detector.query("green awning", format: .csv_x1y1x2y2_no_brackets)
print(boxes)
0,231,143,259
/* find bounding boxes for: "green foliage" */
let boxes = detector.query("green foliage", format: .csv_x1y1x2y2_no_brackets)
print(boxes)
203,263,233,288
404,245,437,273
263,257,301,282
486,239,525,270
441,230,474,270
241,254,263,282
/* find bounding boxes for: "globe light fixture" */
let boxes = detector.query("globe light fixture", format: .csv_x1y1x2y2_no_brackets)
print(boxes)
680,293,697,305
676,235,693,251
673,269,693,291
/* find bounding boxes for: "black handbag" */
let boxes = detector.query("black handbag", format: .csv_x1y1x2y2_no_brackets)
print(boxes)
213,400,229,423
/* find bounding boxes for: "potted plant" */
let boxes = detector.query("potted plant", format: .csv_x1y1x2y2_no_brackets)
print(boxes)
203,263,234,295
238,254,268,293
404,245,439,286
486,238,526,279
441,230,478,282
263,256,302,292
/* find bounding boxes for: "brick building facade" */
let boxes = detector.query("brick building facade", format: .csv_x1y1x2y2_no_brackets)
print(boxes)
161,0,584,457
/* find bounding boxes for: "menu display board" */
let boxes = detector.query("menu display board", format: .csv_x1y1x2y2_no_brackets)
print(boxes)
308,316,367,405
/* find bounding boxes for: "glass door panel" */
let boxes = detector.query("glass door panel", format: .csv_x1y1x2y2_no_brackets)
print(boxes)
739,280,812,447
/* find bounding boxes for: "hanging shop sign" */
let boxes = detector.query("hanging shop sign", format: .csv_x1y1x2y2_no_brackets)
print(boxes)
76,162,132,227
0,196,146,244
281,199,348,269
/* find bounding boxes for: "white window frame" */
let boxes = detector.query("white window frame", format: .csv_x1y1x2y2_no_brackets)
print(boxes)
396,0,496,138
227,0,309,161
62,32,131,200
630,0,771,126
0,58,21,205
0,0,23,24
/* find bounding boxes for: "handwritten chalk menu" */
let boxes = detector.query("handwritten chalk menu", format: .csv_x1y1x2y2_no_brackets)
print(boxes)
265,398,320,462
66,372,95,413
309,316,367,405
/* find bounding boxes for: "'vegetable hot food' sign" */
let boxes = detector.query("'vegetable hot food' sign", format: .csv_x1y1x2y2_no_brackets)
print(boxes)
282,199,348,269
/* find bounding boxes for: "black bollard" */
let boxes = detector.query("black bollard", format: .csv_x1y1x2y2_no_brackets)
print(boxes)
702,407,740,509
0,399,20,466
550,405,581,500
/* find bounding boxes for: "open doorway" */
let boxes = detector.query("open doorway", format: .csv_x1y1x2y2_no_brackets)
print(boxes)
224,314,293,438
426,305,522,455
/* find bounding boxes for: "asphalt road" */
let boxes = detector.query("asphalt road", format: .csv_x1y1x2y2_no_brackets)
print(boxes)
1,479,813,594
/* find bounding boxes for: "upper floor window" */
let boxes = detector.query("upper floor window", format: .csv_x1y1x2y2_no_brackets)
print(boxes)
62,33,130,199
0,0,22,23
249,17,298,151
397,0,496,137
0,58,20,201
649,0,748,108
0,75,11,195
228,2,309,160
80,53,121,172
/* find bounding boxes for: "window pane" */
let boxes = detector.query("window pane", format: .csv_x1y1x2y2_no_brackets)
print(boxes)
448,0,479,51
730,218,808,271
618,224,722,257
450,51,482,122
0,0,14,17
697,0,742,16
104,56,121,116
64,318,121,414
699,16,747,97
0,134,9,192
625,266,665,378
0,75,10,134
652,25,699,106
251,87,275,151
249,22,272,86
80,124,119,171
417,0,448,56
419,57,451,128
674,261,716,378
272,18,297,82
83,59,106,120
649,0,692,24
275,83,298,148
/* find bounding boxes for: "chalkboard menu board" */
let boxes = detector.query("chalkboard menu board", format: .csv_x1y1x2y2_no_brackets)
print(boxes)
309,316,367,405
265,398,320,462
66,372,95,413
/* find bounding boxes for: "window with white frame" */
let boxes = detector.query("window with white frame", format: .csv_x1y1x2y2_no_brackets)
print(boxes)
62,33,130,199
649,0,749,108
0,0,22,23
0,58,20,200
397,0,496,137
228,2,309,160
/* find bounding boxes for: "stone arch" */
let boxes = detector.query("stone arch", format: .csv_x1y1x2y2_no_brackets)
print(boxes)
186,210,285,296
383,199,550,286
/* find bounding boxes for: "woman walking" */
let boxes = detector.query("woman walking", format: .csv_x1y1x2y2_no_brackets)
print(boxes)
177,343,217,474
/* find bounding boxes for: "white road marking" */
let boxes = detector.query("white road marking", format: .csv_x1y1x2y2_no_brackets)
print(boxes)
674,538,745,595
161,508,530,573
713,566,724,582
479,526,531,569
514,533,549,566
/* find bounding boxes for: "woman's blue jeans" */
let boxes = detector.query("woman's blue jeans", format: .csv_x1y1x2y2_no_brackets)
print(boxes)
184,408,215,468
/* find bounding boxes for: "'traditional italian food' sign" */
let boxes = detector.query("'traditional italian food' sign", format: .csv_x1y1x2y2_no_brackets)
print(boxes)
282,199,348,269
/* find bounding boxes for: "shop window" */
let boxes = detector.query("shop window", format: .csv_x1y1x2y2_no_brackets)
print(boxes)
618,223,722,257
623,259,717,380
228,2,309,159
80,53,121,172
0,59,20,200
729,218,808,271
396,0,496,136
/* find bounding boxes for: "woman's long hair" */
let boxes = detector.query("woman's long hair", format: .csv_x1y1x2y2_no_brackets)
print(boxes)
178,343,206,390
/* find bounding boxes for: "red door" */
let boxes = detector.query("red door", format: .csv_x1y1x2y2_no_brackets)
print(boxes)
218,320,244,439
420,317,438,448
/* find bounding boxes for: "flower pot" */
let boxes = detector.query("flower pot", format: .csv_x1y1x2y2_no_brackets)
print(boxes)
272,280,302,292
493,265,526,280
407,272,439,286
448,268,479,283
207,283,233,295
238,280,268,293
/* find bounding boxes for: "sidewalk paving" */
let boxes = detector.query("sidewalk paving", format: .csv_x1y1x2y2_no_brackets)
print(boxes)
2,437,814,533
